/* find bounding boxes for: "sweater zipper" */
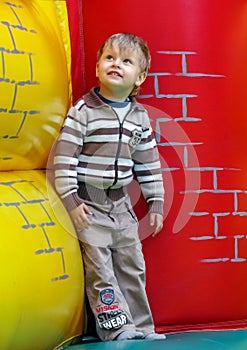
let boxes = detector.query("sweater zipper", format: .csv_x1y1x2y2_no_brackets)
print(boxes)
108,107,133,189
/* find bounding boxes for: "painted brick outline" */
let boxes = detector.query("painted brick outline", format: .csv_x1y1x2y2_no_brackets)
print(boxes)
140,50,247,264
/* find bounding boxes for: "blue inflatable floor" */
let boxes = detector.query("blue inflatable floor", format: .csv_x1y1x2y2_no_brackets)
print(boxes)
65,330,247,350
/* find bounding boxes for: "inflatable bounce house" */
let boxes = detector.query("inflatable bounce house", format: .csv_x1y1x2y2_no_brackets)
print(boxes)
1,1,247,349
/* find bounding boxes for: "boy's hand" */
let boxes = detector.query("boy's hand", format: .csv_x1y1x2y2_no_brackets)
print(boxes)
69,203,92,232
150,213,163,237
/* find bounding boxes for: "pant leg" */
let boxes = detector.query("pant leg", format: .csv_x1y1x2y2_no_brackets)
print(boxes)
81,242,137,341
112,243,155,336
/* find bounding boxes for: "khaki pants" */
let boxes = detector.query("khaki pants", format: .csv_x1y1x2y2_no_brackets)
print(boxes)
78,195,155,341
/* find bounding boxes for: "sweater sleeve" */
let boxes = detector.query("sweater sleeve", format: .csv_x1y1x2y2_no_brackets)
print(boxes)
133,123,164,216
53,105,85,211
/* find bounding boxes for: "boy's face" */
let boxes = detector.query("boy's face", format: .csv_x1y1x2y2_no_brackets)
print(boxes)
96,44,146,99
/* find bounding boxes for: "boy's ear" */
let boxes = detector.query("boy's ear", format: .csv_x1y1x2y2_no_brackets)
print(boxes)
96,63,99,77
136,72,147,87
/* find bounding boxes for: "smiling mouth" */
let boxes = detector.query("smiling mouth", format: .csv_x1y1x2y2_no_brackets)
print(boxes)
108,71,122,78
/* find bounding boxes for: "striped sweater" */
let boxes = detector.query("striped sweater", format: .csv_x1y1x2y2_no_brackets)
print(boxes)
53,88,164,215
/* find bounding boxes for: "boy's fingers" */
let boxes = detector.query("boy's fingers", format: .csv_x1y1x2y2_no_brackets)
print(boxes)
150,213,164,237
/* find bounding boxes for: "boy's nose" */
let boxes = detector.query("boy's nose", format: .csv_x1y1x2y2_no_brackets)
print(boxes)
112,58,121,68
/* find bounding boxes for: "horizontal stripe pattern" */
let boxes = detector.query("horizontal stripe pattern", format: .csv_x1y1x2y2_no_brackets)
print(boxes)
53,88,164,213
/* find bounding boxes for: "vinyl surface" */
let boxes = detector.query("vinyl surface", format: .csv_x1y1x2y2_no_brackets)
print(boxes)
62,330,247,350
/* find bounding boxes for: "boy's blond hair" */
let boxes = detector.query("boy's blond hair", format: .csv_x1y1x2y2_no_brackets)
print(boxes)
97,33,151,96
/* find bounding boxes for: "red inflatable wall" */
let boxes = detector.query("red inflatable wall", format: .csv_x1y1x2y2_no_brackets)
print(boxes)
66,0,247,333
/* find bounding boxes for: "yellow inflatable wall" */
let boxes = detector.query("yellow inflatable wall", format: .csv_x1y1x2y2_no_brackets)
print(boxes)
0,1,84,349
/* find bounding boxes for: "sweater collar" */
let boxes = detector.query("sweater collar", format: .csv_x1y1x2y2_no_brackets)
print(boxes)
83,87,146,111
94,88,130,108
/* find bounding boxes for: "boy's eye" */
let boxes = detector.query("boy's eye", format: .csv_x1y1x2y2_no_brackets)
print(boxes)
106,55,113,60
123,58,132,64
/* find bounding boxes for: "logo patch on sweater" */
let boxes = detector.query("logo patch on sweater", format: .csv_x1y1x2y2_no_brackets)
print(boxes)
129,129,142,147
100,288,115,305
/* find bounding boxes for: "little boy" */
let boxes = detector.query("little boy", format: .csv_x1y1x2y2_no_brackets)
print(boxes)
53,33,166,341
